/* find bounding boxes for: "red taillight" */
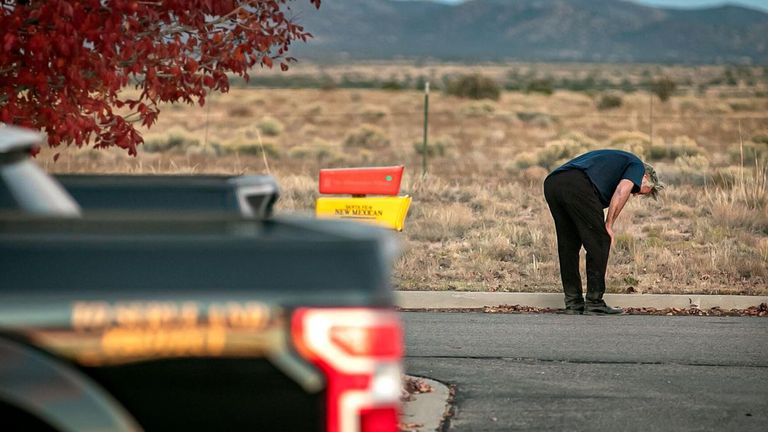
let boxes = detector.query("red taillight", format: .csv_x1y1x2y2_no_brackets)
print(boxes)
330,325,403,359
360,407,399,432
292,308,403,432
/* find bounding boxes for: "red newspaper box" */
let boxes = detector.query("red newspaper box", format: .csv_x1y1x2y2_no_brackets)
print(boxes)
319,166,404,196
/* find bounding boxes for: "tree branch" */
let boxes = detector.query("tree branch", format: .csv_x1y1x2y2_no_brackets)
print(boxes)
122,112,142,123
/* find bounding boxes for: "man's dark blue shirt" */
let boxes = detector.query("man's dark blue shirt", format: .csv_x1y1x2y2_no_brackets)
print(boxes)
548,149,644,208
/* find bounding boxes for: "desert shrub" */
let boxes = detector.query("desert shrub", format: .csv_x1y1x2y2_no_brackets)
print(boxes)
676,155,710,170
662,155,711,186
609,131,650,157
228,105,253,118
319,74,337,91
647,144,667,161
460,102,496,117
516,111,554,127
511,152,538,170
414,75,428,91
520,166,549,184
728,141,768,166
597,94,623,110
669,136,702,158
303,104,324,117
513,132,596,170
380,79,405,91
184,142,227,157
288,139,344,163
144,129,199,153
752,134,768,145
650,77,677,102
360,105,389,122
609,132,650,144
257,116,284,137
710,166,741,188
533,143,573,170
729,102,755,112
525,78,554,95
226,141,281,158
346,149,375,166
648,136,702,161
445,73,501,100
287,145,314,160
343,125,391,150
413,137,454,158
243,74,329,89
535,134,595,169
679,100,701,112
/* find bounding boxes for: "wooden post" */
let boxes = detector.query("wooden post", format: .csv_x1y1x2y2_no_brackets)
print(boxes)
421,81,430,179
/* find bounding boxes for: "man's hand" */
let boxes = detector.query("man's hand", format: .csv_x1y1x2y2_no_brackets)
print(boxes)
605,223,615,247
604,179,634,248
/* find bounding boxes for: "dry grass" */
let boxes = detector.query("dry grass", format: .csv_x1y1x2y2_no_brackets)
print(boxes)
41,62,768,296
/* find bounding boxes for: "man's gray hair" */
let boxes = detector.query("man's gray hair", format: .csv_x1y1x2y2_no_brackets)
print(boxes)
644,163,665,200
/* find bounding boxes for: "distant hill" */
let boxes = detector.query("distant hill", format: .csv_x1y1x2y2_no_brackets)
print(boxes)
287,0,768,64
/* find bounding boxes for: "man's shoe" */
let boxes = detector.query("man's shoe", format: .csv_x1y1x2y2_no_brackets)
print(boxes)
563,307,584,315
584,303,623,315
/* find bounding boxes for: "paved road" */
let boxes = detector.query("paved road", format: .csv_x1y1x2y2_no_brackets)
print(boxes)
402,312,768,431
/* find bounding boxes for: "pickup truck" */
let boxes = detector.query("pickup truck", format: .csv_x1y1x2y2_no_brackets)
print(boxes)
54,174,279,218
0,125,403,432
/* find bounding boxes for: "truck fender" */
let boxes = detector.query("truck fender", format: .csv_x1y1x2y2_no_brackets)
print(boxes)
0,337,142,432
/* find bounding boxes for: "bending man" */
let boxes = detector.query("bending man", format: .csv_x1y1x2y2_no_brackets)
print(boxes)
543,149,664,315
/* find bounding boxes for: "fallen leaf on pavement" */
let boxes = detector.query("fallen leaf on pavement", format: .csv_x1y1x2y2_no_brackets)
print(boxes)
397,303,768,317
399,422,424,432
403,376,433,396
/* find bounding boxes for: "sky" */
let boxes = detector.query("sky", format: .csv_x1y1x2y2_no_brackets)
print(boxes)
425,0,768,13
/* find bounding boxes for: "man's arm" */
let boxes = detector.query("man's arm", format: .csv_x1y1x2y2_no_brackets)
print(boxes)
604,179,635,246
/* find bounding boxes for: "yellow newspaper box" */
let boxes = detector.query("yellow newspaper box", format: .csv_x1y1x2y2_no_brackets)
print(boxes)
315,196,412,231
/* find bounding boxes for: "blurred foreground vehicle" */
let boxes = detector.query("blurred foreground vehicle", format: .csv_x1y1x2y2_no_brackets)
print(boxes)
54,174,279,219
0,125,403,432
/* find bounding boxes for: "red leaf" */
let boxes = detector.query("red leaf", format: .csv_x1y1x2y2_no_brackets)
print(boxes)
3,34,15,52
0,0,321,155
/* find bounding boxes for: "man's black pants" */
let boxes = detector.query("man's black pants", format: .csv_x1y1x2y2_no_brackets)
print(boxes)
543,169,611,308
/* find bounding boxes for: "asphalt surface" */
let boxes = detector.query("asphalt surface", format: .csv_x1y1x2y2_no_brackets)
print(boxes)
402,312,768,431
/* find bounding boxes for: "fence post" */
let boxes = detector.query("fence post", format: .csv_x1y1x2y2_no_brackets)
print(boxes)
421,81,430,179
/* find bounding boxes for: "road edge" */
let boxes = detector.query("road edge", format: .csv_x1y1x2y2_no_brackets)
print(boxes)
401,376,452,432
395,291,768,310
